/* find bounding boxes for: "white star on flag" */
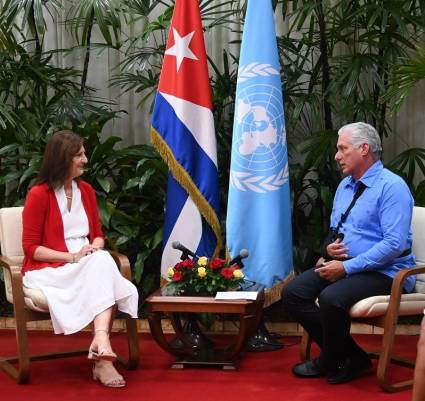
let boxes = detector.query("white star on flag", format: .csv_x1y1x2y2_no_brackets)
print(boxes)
164,28,198,71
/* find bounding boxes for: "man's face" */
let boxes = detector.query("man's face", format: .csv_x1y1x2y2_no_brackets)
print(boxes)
335,132,367,178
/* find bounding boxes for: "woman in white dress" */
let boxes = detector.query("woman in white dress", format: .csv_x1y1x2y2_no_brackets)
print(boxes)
21,130,139,387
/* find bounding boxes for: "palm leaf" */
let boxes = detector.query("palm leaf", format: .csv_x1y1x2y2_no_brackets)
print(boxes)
384,46,425,111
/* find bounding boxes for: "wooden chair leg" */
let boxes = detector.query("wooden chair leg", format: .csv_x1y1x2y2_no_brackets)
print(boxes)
0,315,31,383
15,317,31,383
376,321,414,392
116,316,139,370
108,305,139,370
123,316,139,370
300,330,311,362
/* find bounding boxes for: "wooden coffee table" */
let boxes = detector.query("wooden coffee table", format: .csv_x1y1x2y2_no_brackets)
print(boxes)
146,289,264,369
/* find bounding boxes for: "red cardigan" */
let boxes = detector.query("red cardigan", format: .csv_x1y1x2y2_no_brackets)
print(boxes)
22,180,104,274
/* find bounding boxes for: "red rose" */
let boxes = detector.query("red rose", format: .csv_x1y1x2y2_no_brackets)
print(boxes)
174,259,194,271
174,262,184,271
172,271,183,281
210,258,225,270
181,259,194,268
221,267,234,280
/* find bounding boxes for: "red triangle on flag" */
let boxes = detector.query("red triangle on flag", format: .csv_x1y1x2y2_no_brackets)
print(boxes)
158,0,212,110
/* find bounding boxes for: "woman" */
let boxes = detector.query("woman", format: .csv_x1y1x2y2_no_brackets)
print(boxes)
22,130,139,388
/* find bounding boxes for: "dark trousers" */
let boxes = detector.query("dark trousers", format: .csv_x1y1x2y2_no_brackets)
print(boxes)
282,267,393,371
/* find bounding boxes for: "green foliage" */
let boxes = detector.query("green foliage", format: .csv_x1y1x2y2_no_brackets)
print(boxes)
384,46,425,111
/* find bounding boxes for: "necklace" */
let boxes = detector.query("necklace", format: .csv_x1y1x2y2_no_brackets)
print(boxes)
65,183,73,200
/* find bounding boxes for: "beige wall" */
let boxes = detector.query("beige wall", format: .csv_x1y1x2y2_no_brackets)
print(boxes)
385,80,425,163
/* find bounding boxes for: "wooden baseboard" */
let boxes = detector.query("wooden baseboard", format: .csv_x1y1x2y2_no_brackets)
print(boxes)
0,316,420,336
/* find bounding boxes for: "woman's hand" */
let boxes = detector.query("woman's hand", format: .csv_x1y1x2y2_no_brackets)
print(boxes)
73,244,96,262
91,237,104,251
71,238,104,263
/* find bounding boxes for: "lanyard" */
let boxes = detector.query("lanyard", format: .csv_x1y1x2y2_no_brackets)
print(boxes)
333,182,366,235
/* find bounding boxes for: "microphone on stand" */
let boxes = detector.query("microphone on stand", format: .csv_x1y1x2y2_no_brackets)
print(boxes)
171,241,197,261
229,249,249,268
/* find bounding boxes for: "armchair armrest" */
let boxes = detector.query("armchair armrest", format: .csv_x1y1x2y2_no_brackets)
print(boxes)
385,264,425,322
0,255,27,312
108,250,133,281
0,255,22,273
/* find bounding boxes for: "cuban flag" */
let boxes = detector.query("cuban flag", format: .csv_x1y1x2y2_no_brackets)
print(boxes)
151,0,222,278
226,0,293,291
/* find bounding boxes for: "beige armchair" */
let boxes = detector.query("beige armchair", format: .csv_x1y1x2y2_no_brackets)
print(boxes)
300,206,425,392
0,207,140,384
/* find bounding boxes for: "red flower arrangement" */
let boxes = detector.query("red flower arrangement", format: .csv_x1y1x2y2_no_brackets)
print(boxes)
165,256,245,296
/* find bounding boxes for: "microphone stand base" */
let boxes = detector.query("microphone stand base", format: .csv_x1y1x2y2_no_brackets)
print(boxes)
245,317,283,352
170,314,214,349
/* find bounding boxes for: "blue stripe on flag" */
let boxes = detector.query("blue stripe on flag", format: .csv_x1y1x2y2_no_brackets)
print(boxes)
152,93,220,215
196,218,217,257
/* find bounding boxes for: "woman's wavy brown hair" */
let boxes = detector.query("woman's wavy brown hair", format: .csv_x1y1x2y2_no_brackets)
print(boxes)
36,130,84,189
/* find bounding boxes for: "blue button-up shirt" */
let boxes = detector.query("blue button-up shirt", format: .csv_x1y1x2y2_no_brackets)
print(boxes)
331,160,416,292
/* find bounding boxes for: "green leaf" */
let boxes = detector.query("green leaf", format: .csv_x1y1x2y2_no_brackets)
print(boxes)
115,235,130,247
134,250,150,283
96,176,111,193
0,143,21,155
96,196,114,227
123,177,140,190
0,171,21,184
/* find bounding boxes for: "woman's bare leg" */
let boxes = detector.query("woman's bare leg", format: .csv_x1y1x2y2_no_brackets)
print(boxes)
89,306,115,356
89,306,125,387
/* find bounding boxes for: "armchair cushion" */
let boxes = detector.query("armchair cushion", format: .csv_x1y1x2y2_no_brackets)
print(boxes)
3,265,49,312
349,292,425,318
0,207,49,312
22,286,49,312
0,207,24,259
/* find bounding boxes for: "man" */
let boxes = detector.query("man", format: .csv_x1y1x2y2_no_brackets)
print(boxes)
282,122,416,384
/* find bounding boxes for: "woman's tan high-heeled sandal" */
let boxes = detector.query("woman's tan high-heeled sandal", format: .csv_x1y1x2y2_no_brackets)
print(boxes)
92,363,126,388
88,329,117,362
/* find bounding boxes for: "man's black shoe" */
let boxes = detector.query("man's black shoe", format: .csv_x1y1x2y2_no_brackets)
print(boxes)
327,356,372,384
292,358,326,378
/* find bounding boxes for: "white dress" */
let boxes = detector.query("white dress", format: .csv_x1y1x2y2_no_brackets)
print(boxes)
23,180,139,335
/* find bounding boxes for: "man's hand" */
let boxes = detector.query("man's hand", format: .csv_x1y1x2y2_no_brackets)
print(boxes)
315,260,346,282
326,238,348,260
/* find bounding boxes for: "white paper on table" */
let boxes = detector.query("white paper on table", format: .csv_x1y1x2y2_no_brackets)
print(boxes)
215,291,258,301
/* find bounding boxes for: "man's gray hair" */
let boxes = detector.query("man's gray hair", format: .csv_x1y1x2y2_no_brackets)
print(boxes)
338,122,382,160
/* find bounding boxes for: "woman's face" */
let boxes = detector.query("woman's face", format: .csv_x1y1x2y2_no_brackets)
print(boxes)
68,145,88,180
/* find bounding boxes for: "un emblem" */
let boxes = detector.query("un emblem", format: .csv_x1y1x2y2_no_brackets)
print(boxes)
230,67,289,194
